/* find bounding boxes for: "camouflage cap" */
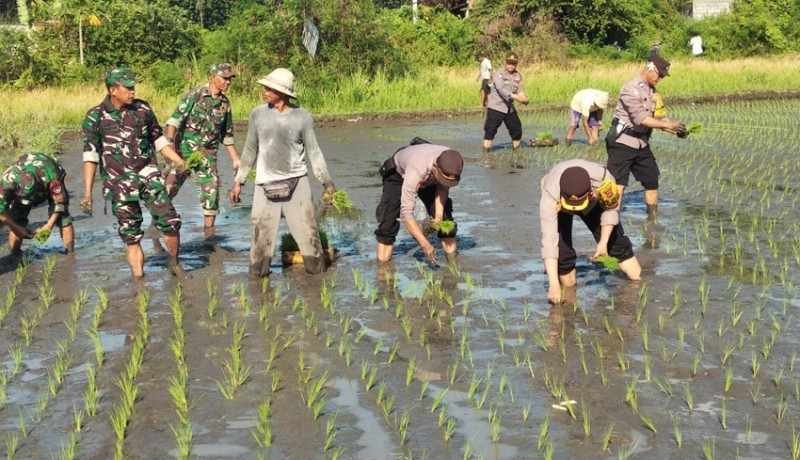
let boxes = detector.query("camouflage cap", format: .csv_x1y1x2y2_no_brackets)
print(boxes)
104,67,137,87
210,63,236,78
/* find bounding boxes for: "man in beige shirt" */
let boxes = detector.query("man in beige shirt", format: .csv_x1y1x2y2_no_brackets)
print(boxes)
540,159,641,304
605,54,684,220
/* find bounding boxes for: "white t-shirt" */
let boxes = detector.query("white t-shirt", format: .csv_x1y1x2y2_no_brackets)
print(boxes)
480,59,492,80
570,89,604,117
690,36,703,55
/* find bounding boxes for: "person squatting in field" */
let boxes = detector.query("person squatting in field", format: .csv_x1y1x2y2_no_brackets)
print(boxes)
0,153,74,255
540,159,642,305
374,140,463,267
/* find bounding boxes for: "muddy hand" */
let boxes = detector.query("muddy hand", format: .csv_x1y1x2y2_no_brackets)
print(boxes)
424,244,437,267
80,196,93,216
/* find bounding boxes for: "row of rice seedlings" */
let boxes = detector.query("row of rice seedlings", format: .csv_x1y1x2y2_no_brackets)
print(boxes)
107,290,149,460
167,286,192,459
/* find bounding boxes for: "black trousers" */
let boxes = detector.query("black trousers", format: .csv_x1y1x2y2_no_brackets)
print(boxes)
557,205,634,275
374,171,455,245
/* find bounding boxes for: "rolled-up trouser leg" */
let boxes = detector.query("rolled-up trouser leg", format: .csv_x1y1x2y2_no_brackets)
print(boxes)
249,183,281,277
282,177,325,274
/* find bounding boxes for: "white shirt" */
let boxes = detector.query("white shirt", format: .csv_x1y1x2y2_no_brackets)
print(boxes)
690,36,703,55
570,89,604,117
480,58,492,80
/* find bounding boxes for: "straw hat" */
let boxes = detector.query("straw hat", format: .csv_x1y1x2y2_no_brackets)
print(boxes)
256,68,297,98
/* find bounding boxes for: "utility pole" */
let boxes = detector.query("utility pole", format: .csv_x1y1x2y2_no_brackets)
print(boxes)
412,0,418,23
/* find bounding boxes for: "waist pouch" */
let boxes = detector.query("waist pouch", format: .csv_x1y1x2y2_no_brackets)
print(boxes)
379,156,397,179
262,177,300,200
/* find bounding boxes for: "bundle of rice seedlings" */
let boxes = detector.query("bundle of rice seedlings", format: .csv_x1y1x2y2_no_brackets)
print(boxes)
435,220,456,236
280,229,330,252
331,190,353,212
536,131,554,141
686,122,702,134
184,151,204,169
595,255,620,273
34,228,51,243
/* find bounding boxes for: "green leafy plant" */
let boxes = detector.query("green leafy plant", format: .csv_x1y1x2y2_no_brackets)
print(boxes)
279,230,330,252
595,255,620,272
330,190,353,211
33,228,51,243
184,151,204,169
435,220,456,236
536,131,554,141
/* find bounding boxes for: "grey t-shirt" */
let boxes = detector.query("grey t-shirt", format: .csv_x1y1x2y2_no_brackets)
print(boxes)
235,104,332,186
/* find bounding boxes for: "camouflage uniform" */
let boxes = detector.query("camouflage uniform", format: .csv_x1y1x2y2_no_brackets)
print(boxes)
82,95,181,244
0,153,71,227
165,65,236,216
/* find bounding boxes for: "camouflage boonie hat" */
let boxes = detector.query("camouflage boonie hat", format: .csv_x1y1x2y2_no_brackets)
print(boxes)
210,63,236,78
104,67,137,87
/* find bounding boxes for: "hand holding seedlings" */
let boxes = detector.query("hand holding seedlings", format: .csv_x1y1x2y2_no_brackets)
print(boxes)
677,122,703,138
33,227,52,243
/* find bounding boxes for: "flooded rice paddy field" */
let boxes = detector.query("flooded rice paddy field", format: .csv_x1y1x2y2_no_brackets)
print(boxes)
1,98,800,459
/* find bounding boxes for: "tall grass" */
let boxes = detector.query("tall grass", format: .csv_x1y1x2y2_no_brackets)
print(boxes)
1,54,799,169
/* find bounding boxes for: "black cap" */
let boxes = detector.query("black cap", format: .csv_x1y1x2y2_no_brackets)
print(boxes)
436,149,463,187
647,54,671,77
560,167,591,211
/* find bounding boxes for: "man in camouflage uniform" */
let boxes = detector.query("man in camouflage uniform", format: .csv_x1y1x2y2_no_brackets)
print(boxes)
81,67,187,278
0,153,74,255
164,63,240,237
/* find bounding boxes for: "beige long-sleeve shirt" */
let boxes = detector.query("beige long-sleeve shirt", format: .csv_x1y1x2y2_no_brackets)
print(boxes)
612,76,656,149
540,159,619,260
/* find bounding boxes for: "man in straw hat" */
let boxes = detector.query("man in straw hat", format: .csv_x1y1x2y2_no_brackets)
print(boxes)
605,54,684,221
230,68,337,276
540,159,641,305
164,63,241,238
565,88,609,146
375,140,464,267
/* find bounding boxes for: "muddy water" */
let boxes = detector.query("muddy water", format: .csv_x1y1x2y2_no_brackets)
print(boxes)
1,100,800,459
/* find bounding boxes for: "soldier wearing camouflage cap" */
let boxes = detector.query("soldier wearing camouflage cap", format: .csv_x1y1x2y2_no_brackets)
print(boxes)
164,63,240,238
0,153,74,255
81,67,188,278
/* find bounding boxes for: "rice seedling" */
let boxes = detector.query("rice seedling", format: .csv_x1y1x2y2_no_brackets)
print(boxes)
217,320,251,399
776,393,789,424
702,436,715,460
683,382,693,411
773,366,784,389
602,422,614,452
751,348,761,378
720,342,735,365
398,410,411,446
618,441,638,460
3,433,18,460
751,379,762,404
670,412,682,447
669,283,681,317
791,422,800,460
538,414,550,452
724,365,734,392
251,396,272,448
444,416,457,441
581,400,591,438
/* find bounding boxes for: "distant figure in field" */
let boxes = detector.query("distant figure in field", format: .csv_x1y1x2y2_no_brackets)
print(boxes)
689,33,703,57
482,51,529,155
649,41,661,58
475,52,492,108
565,89,609,146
